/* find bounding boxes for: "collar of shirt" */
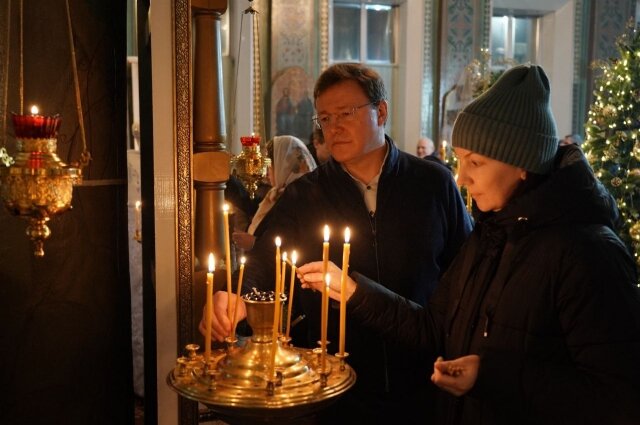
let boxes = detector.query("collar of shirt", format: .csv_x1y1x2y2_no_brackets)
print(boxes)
341,143,389,216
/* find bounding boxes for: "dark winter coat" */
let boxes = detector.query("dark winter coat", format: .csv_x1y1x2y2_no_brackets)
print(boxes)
242,137,473,424
348,144,640,425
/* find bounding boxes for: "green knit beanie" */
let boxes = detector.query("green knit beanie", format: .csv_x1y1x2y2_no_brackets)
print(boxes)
452,64,559,174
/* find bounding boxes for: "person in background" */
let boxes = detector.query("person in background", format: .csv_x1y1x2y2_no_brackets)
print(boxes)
232,135,316,251
298,64,640,425
202,62,473,425
560,133,583,146
306,127,331,165
416,136,436,158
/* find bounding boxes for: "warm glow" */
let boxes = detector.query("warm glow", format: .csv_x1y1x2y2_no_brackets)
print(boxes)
135,200,141,211
208,253,215,272
325,273,331,286
344,227,350,243
324,225,330,242
30,105,39,115
240,256,246,265
223,203,229,213
291,250,298,265
275,236,281,247
282,252,288,262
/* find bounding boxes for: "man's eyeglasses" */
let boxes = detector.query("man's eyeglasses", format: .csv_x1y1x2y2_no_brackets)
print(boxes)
312,102,376,130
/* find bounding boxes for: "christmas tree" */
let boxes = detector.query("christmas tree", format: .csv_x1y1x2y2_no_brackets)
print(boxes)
583,21,640,267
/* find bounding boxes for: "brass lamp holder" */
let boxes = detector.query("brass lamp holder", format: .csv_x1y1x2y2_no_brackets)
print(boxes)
0,113,82,256
231,135,270,199
167,291,356,424
0,0,90,257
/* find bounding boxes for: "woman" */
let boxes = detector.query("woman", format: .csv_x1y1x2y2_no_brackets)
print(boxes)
232,135,316,250
298,65,640,424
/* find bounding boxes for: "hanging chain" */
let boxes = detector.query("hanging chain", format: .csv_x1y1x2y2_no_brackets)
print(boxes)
19,0,22,114
0,0,14,166
64,0,91,167
251,4,264,139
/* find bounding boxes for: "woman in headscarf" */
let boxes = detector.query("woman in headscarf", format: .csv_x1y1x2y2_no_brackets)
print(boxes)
232,135,317,251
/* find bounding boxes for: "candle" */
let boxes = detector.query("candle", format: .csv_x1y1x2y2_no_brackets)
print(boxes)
134,200,141,231
231,256,246,337
31,105,39,115
321,274,330,371
205,253,215,362
285,250,298,340
320,226,330,355
269,237,282,380
223,203,233,322
440,140,448,162
280,252,288,334
339,227,351,356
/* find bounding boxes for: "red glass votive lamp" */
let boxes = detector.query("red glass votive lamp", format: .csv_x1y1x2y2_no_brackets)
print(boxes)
240,135,261,146
11,107,62,139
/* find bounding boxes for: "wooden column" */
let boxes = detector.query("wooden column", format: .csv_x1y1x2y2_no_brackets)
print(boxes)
192,0,229,272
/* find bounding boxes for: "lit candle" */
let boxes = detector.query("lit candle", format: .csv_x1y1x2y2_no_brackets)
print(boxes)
321,274,330,372
223,203,233,322
280,252,288,334
231,256,246,337
285,250,298,340
320,226,330,355
30,105,39,115
134,200,141,233
440,140,448,162
339,227,351,356
205,253,215,362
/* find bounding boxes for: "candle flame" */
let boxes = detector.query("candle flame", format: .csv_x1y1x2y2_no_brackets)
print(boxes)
208,253,215,272
275,236,281,247
135,200,141,211
324,225,330,242
30,105,39,115
291,250,298,265
222,203,229,213
442,140,447,148
344,227,350,243
240,256,246,265
282,252,288,261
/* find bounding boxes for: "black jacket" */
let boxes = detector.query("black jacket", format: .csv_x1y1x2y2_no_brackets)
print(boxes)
349,144,640,424
242,137,473,424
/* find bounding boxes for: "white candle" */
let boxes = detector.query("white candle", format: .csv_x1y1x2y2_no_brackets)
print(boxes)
320,226,330,354
339,227,350,356
270,237,282,380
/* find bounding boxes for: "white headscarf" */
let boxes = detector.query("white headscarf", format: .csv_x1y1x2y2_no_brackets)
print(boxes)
248,136,317,234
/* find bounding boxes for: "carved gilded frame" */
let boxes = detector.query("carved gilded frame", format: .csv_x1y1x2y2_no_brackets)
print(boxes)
173,0,198,423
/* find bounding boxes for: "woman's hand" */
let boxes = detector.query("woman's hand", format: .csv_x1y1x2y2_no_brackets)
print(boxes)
198,291,247,341
296,261,357,302
431,354,479,397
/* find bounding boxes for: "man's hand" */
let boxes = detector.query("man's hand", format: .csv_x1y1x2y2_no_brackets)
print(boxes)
431,354,479,397
198,291,247,341
296,260,357,302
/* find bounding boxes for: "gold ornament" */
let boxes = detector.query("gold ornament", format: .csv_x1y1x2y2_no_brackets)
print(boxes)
611,176,623,187
630,221,640,241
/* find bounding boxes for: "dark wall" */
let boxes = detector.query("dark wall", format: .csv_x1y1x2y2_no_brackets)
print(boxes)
0,1,133,424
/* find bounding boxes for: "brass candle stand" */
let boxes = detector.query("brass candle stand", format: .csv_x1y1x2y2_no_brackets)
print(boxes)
167,291,356,424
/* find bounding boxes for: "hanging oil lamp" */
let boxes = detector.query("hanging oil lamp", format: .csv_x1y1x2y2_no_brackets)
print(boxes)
0,106,82,257
231,135,270,199
0,0,90,257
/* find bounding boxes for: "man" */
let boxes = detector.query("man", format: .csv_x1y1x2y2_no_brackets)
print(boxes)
416,136,435,158
203,63,472,424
